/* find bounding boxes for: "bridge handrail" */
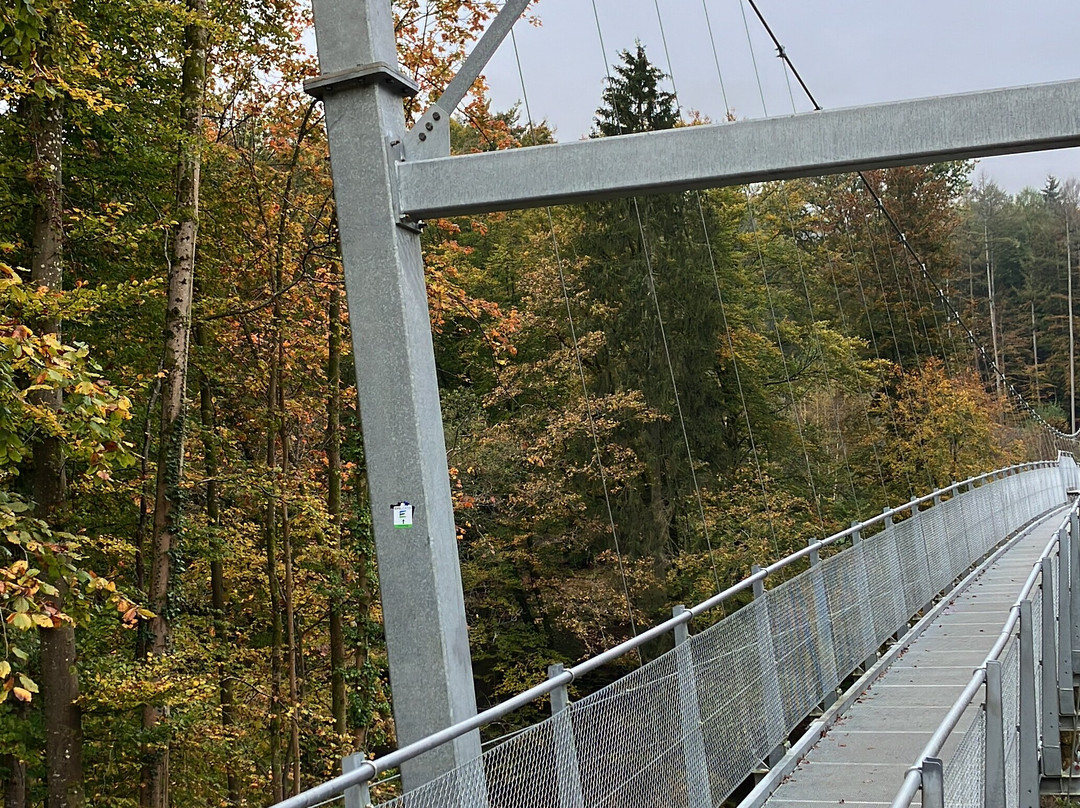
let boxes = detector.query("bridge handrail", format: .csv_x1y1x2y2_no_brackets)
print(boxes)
272,459,1065,808
888,496,1079,807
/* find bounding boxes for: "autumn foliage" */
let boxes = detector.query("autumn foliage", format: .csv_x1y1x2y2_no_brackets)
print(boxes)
0,4,1075,807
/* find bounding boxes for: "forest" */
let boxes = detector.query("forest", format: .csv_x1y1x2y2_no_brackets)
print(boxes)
1,1,1079,806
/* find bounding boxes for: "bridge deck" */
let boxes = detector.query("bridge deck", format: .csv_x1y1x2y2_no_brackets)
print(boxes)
763,508,1061,807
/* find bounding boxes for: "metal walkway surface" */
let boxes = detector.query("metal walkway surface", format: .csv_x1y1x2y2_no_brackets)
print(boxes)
764,508,1065,808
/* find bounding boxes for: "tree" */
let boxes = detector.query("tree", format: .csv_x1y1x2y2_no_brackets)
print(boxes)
594,42,678,136
141,1,209,804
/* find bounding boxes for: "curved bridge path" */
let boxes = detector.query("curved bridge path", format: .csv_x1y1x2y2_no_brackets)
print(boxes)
763,508,1064,807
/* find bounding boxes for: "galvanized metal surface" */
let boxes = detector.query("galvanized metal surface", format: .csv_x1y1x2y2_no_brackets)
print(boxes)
397,80,1080,218
307,0,482,789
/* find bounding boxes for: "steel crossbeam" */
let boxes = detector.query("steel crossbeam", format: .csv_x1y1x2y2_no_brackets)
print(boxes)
397,79,1080,218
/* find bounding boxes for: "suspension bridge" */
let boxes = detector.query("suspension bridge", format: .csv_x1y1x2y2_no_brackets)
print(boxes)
278,0,1080,805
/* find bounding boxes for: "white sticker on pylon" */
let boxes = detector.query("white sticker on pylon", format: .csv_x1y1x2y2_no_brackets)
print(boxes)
392,501,414,528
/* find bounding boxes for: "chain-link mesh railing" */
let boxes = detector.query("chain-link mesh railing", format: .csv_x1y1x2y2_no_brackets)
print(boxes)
1002,641,1021,808
944,708,986,808
891,457,1080,808
275,462,1074,808
1033,586,1043,742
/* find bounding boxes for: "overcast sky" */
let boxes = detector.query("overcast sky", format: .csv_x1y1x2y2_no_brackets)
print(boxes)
481,0,1080,194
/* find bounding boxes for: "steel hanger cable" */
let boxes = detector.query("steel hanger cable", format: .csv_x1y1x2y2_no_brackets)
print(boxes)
511,25,644,660
590,0,725,593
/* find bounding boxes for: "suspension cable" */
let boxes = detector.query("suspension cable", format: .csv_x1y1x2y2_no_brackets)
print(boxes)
511,27,643,659
742,0,1080,447
590,0,724,592
662,0,784,556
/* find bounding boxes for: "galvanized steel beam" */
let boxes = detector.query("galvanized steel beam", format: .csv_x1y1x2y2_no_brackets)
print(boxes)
307,0,482,791
397,79,1080,218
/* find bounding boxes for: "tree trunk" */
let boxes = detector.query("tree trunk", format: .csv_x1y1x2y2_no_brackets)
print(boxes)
135,369,163,662
280,396,300,796
265,352,284,802
263,103,316,794
40,609,83,808
2,754,26,808
197,324,239,806
327,285,347,740
27,58,86,808
141,1,208,805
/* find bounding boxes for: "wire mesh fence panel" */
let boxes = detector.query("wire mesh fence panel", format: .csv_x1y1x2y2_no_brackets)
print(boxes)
1018,474,1032,521
940,495,969,585
863,527,908,643
988,482,1005,544
989,480,1007,546
1046,468,1066,510
1063,455,1080,490
1001,640,1021,808
970,486,995,562
953,488,980,571
767,568,839,734
572,650,687,808
894,516,933,615
1033,586,1043,742
994,476,1015,537
944,708,986,808
1052,553,1060,626
919,505,953,596
376,727,547,808
822,544,877,679
691,597,784,801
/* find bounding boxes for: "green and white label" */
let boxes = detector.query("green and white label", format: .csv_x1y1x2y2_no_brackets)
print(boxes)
392,501,414,529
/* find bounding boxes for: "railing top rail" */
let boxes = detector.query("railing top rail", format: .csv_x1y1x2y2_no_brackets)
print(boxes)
888,497,1077,808
273,461,1060,808
771,462,1051,572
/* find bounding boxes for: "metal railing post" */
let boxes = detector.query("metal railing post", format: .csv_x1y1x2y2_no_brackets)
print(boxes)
1019,600,1038,808
921,757,945,808
1056,531,1075,715
986,660,1006,808
547,664,584,808
672,605,712,808
342,753,371,808
1040,557,1062,776
752,566,785,768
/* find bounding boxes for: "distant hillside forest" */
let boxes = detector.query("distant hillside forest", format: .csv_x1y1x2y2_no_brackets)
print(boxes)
0,2,1078,806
